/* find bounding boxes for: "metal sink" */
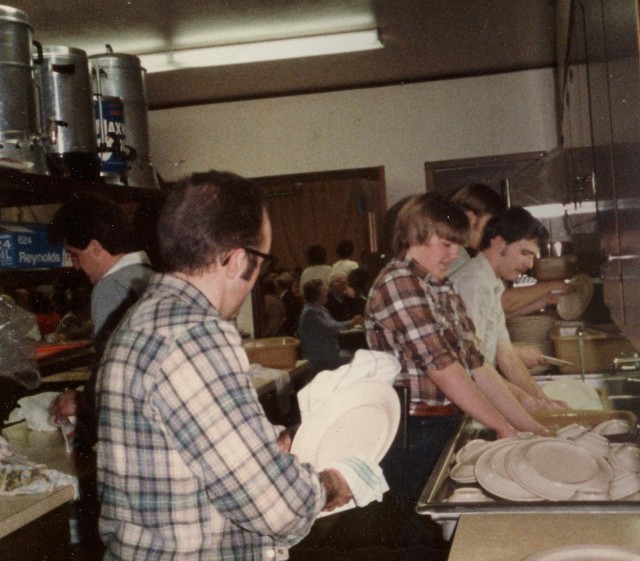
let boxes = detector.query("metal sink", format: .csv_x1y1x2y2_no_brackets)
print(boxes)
535,372,640,417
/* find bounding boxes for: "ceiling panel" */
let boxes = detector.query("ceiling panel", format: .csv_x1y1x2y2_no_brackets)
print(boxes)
5,0,557,108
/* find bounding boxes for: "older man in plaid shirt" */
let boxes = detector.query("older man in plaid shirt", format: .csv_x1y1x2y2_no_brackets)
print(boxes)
365,193,547,510
96,171,352,561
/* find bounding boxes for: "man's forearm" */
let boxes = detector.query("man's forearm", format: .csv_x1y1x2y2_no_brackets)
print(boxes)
429,362,516,438
471,364,548,435
496,341,547,400
502,281,569,319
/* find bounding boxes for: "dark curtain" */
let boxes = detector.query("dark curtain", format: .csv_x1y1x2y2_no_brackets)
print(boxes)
261,175,381,272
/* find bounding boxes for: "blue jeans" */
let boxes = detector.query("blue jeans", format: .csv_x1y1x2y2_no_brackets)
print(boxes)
381,414,461,511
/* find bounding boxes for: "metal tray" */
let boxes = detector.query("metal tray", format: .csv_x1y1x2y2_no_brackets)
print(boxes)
416,413,640,523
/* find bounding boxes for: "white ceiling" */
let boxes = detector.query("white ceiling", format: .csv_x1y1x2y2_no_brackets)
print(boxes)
8,0,557,109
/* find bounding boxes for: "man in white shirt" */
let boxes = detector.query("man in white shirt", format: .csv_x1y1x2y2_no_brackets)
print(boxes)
332,239,359,276
451,207,563,410
300,244,333,289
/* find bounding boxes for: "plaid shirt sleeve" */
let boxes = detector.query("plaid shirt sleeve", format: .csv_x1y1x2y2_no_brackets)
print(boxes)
365,261,484,404
366,269,459,371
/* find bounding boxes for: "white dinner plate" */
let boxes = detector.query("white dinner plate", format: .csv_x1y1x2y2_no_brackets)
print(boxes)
541,379,602,410
522,544,640,561
290,379,400,469
474,436,540,502
505,438,613,501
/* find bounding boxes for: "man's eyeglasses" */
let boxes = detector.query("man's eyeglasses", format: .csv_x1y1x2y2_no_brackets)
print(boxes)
242,246,277,277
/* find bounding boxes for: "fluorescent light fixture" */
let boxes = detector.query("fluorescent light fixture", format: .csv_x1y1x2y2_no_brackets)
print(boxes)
140,29,382,73
526,201,597,219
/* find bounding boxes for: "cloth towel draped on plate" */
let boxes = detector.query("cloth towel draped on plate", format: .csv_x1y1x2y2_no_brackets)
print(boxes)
296,350,400,515
297,349,400,421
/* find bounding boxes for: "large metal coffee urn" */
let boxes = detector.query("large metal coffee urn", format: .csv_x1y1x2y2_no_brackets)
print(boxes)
36,46,101,181
0,5,48,174
89,49,159,188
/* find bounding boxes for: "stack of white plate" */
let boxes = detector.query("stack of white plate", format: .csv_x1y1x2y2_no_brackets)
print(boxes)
446,428,640,503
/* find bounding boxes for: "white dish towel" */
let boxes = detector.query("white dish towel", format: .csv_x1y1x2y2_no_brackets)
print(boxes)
297,349,401,422
296,350,400,515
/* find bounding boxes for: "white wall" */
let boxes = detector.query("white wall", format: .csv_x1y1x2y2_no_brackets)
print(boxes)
149,68,559,207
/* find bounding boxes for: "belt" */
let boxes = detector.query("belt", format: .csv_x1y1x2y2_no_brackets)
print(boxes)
409,402,459,417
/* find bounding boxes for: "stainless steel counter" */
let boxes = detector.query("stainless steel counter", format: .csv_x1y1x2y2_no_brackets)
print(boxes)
416,372,640,525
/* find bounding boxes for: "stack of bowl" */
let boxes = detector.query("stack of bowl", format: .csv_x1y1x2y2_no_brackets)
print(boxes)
508,314,556,374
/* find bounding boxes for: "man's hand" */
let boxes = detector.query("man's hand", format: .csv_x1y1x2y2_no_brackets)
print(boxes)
276,425,299,453
515,344,546,369
349,315,363,328
319,468,353,511
48,388,78,423
496,424,519,439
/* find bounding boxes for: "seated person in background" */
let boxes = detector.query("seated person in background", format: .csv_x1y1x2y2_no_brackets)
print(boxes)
451,207,566,408
298,279,363,372
332,239,359,276
275,272,302,337
300,244,334,290
366,193,548,510
260,278,286,337
325,271,362,321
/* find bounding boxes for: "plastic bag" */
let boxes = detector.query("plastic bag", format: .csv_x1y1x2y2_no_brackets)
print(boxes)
0,297,41,389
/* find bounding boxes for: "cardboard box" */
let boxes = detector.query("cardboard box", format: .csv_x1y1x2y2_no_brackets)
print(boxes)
0,222,65,270
243,337,299,369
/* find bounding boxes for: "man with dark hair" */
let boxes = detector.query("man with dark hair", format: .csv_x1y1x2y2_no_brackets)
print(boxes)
48,192,153,352
446,185,569,364
47,192,153,556
300,244,333,289
333,239,359,276
96,170,353,561
48,192,153,442
366,193,547,510
451,207,566,408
